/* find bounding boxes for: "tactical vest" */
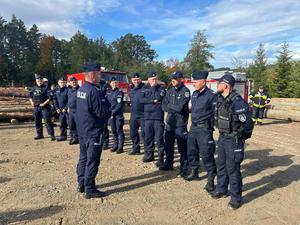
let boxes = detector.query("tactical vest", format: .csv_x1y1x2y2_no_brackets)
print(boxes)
33,87,42,105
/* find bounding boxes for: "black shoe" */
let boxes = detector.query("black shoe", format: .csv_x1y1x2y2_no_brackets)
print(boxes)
155,153,164,167
102,145,109,150
116,148,124,154
184,169,199,181
204,176,216,193
69,139,79,145
56,136,67,142
159,164,173,171
209,190,228,199
228,201,242,210
178,170,188,178
128,150,141,155
111,146,118,152
50,136,56,141
34,136,44,140
142,154,154,162
84,190,106,199
77,185,84,193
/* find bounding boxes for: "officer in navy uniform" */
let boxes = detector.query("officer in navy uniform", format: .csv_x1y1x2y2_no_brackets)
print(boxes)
106,77,125,154
140,71,165,166
99,79,111,149
210,74,254,210
185,71,217,193
29,74,56,141
128,72,145,155
160,71,190,177
76,63,110,199
53,77,69,141
67,76,79,145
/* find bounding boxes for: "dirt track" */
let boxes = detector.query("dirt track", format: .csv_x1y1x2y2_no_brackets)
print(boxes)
0,115,300,225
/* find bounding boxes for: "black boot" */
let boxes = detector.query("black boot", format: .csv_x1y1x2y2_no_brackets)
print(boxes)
56,136,67,141
34,135,44,140
50,135,56,141
159,161,173,171
143,153,154,162
204,176,215,193
69,139,79,145
155,152,164,168
116,135,124,154
184,169,199,181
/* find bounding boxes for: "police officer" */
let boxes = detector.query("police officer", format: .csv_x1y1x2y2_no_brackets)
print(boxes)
128,72,145,155
99,79,111,150
249,86,270,125
29,74,55,141
185,71,217,193
67,76,79,145
140,71,165,166
160,71,190,177
53,77,69,141
106,77,125,154
76,63,110,199
210,74,253,210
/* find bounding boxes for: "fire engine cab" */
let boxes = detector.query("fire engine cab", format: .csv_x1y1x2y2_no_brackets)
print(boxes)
66,69,130,102
183,70,253,102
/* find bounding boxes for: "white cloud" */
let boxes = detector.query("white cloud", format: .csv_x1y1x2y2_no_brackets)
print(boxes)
0,0,121,39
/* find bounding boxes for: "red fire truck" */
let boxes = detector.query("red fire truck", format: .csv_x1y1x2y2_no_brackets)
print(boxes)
66,70,130,102
183,71,253,102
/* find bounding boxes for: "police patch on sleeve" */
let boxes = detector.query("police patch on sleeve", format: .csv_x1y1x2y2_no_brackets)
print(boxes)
185,91,190,98
238,114,247,122
117,98,122,103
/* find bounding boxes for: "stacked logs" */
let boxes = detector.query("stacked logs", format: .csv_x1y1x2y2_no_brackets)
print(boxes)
0,88,33,120
266,98,300,122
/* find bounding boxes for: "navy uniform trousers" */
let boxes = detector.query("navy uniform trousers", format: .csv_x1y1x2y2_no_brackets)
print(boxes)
144,120,164,156
187,126,217,177
34,106,54,137
129,116,145,152
68,111,78,141
109,115,124,149
216,135,245,203
77,135,103,193
59,112,68,137
164,126,188,170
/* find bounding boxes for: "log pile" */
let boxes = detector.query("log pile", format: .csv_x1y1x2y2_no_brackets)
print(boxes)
266,98,300,122
0,88,33,121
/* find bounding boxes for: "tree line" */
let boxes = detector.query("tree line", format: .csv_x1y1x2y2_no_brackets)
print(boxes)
0,15,299,97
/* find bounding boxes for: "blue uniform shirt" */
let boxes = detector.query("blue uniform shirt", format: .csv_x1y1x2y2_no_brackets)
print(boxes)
191,86,217,124
30,84,50,106
129,82,145,118
76,81,108,138
105,88,124,117
67,86,79,113
162,84,190,127
53,86,68,110
140,84,166,121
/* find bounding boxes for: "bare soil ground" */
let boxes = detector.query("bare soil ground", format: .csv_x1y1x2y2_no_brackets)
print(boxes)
0,114,300,225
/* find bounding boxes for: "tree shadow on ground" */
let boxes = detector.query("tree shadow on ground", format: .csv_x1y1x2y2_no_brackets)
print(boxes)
0,177,12,184
243,164,300,204
242,149,294,178
0,205,64,225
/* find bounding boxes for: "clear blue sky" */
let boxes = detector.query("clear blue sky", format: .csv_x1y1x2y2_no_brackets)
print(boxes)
1,0,300,68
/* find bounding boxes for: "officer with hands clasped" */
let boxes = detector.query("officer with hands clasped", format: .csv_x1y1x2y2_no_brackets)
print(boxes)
210,74,254,210
106,77,125,154
160,71,190,178
29,74,56,141
76,63,110,199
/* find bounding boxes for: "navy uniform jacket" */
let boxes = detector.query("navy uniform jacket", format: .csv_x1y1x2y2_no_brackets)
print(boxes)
76,81,108,138
129,83,145,118
105,88,124,117
191,86,217,125
162,84,190,127
140,84,166,121
53,86,68,110
30,84,50,107
67,86,79,113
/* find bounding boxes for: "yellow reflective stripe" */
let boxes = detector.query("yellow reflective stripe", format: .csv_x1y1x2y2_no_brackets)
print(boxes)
257,118,262,122
253,103,266,108
252,118,257,122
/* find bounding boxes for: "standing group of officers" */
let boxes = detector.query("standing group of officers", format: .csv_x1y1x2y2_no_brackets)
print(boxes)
30,63,254,210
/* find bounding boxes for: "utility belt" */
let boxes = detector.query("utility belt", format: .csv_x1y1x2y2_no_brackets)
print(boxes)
192,120,213,129
220,132,238,137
